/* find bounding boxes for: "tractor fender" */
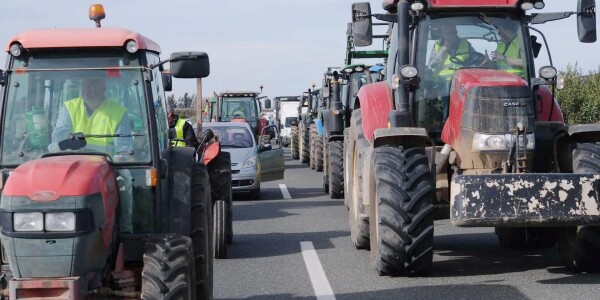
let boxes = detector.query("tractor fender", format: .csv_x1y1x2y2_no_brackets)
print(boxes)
315,119,324,136
554,124,600,172
356,81,393,141
373,127,430,149
536,85,564,122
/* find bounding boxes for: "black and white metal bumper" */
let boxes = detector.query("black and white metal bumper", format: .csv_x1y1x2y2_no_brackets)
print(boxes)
451,174,600,227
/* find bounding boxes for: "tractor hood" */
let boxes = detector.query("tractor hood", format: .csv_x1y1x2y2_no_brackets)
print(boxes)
3,155,115,200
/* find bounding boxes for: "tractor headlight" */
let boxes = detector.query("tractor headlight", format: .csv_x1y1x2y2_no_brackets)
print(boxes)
45,212,76,231
243,155,257,168
14,212,43,232
472,133,535,151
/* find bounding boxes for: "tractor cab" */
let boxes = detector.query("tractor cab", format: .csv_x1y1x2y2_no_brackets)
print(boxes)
217,91,264,140
0,4,218,298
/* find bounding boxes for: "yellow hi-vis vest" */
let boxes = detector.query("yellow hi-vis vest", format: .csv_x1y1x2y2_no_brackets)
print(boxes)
172,118,186,147
434,39,470,82
496,38,524,77
64,97,126,146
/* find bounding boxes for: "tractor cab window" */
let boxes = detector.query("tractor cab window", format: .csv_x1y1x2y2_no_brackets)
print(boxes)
414,14,527,136
220,97,257,122
1,50,151,166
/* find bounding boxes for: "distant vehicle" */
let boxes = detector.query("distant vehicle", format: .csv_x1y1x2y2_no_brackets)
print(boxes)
274,96,303,148
202,122,285,199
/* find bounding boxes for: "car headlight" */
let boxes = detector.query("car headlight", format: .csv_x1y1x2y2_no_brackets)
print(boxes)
243,156,257,168
472,133,535,151
14,212,43,232
45,212,76,231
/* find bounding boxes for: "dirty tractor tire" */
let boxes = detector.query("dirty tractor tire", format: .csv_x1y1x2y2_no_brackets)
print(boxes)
291,126,299,159
370,146,434,276
345,109,363,210
495,227,558,249
314,133,324,172
301,127,310,164
323,136,329,193
141,235,197,300
310,124,317,169
214,200,227,259
190,162,213,299
349,137,370,250
558,142,600,272
207,151,233,245
328,140,344,199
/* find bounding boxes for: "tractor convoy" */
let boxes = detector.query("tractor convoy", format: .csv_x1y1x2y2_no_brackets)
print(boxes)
0,0,599,298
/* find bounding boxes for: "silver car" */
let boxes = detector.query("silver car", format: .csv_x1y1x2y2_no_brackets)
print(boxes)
202,122,285,199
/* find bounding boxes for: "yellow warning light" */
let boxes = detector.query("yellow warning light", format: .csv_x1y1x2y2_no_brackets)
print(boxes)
89,4,106,27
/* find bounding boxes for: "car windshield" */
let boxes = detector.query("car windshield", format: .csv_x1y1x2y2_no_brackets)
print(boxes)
1,50,150,166
205,126,254,148
285,117,297,127
414,14,528,134
220,97,257,122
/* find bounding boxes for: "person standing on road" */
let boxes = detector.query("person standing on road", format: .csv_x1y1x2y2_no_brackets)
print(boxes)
168,104,199,148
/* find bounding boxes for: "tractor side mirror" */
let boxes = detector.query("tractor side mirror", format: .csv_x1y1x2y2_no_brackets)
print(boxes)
162,72,173,91
264,99,272,109
170,52,210,78
530,35,542,58
351,2,373,47
578,0,597,43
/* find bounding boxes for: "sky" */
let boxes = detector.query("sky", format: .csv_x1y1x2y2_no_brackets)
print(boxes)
0,1,597,99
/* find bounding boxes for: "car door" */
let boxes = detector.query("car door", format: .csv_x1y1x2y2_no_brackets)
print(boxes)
258,125,285,181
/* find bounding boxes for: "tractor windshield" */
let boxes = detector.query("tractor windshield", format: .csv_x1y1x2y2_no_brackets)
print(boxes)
220,97,258,122
1,50,151,166
414,14,528,135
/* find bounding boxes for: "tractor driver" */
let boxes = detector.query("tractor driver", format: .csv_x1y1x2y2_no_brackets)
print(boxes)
491,20,525,77
425,24,482,124
49,77,134,233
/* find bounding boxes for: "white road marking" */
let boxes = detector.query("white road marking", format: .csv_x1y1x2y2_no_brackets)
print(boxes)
279,183,292,199
300,241,336,300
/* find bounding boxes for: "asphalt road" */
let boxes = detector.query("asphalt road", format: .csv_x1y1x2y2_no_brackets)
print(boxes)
214,149,600,300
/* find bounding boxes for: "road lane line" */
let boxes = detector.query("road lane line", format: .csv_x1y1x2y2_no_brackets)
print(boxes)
300,241,336,300
279,183,292,199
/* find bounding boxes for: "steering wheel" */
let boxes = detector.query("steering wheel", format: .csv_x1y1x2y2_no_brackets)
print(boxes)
449,51,490,68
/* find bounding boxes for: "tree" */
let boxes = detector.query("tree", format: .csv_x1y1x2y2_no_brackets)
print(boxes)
556,65,600,125
167,94,176,109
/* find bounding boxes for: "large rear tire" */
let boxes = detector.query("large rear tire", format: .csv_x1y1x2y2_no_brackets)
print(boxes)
213,200,227,259
301,126,310,164
370,146,434,276
314,133,324,172
141,235,196,300
349,137,370,249
291,126,299,159
309,124,317,169
190,163,213,299
558,142,600,272
207,151,233,245
328,140,344,199
323,136,329,193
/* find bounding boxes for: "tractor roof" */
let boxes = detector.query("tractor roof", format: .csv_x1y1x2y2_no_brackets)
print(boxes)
219,91,259,97
383,0,520,12
6,28,161,53
274,96,301,101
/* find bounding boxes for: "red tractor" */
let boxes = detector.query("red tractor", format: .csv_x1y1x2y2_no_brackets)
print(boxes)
346,0,600,276
0,4,224,298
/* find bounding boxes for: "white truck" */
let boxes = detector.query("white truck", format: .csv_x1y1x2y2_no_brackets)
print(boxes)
274,96,305,147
